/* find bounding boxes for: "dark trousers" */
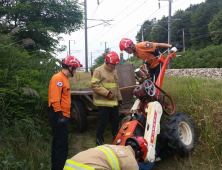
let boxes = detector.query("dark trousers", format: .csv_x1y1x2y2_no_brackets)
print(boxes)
148,63,161,82
49,110,69,170
96,106,119,143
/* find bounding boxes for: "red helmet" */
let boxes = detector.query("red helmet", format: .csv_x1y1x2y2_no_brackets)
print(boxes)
105,51,120,64
125,136,148,162
119,38,133,51
62,55,83,69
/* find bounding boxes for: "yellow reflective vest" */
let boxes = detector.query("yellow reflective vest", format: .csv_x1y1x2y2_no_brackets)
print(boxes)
91,63,122,107
63,145,139,170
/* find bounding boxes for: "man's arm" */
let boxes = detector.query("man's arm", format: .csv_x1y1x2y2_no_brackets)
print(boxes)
154,43,172,48
49,77,63,112
91,69,110,97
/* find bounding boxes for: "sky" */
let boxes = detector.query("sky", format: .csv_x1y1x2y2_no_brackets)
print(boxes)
56,0,206,69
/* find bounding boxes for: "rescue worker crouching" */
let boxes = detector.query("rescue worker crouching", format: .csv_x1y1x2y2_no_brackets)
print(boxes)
48,55,83,170
91,51,123,146
119,38,183,82
63,136,148,170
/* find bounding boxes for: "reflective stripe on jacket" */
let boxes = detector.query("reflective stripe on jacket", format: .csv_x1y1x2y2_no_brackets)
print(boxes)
91,63,122,107
64,159,95,170
64,146,120,170
64,145,139,170
95,146,120,170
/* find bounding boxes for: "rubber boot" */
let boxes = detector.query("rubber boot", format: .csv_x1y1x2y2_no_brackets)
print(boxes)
113,132,118,142
96,139,103,147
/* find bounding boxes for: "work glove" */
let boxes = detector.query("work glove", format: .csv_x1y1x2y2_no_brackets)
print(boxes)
107,91,115,99
56,111,66,126
118,100,122,107
172,44,183,50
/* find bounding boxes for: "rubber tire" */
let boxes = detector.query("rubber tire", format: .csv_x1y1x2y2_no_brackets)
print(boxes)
70,99,88,132
165,112,196,156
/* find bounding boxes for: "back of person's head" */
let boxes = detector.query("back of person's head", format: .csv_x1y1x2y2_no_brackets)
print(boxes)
125,136,148,162
62,55,83,77
62,55,82,69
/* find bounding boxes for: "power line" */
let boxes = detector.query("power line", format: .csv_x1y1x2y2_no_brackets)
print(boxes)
88,0,150,46
88,0,138,46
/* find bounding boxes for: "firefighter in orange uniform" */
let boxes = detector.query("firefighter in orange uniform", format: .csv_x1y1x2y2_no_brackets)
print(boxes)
91,51,122,146
64,136,148,170
48,55,82,170
119,38,174,82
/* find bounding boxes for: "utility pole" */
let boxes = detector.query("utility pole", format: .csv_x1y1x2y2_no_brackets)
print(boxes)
167,0,172,69
141,26,144,42
91,52,92,68
183,29,185,52
83,0,113,72
101,42,107,54
69,40,75,55
84,0,88,72
168,0,172,47
159,0,173,69
138,24,145,42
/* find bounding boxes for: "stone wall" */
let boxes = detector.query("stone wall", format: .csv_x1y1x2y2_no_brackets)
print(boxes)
165,68,222,80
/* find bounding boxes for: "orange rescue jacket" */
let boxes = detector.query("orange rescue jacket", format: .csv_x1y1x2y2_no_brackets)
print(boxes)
48,71,71,118
134,41,160,69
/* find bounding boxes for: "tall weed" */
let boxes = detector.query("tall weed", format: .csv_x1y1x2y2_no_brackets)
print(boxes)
161,76,222,167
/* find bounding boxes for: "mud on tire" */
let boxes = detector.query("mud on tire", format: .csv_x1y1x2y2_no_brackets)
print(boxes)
70,99,88,132
165,112,196,156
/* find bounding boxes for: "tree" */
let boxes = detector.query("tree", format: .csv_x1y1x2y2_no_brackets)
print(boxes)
171,10,193,49
0,0,83,53
136,19,154,43
189,0,222,49
208,9,222,45
0,34,61,120
92,49,112,69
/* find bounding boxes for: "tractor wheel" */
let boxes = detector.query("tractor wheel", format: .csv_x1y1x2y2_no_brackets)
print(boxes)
70,99,88,132
165,112,196,156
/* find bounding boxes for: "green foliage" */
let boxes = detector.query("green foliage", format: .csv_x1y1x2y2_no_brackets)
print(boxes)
0,33,61,170
0,0,83,52
171,44,222,68
208,9,222,45
136,0,222,50
123,56,142,69
0,117,51,170
0,34,60,120
92,48,111,69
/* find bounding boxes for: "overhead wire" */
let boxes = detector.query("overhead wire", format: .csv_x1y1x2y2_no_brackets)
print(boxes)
91,0,207,58
107,3,169,48
75,1,104,44
88,0,138,46
105,0,201,50
88,0,150,47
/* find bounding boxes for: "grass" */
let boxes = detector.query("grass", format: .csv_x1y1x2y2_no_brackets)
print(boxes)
152,76,222,169
68,72,222,169
1,71,222,169
69,71,92,90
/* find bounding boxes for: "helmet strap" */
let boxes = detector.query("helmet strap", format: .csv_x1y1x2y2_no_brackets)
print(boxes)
68,66,75,77
105,59,108,64
130,43,136,53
